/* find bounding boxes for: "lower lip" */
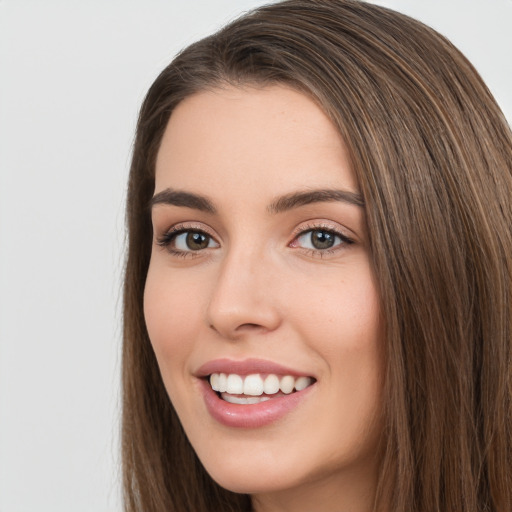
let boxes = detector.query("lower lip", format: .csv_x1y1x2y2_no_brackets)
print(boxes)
200,378,315,428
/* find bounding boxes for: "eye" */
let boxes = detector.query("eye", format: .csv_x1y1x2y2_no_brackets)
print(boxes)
292,228,353,252
174,231,216,251
157,228,219,254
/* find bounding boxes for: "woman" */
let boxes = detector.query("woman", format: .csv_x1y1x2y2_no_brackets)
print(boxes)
122,1,512,511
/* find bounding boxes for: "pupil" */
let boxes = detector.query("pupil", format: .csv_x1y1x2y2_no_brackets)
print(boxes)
312,230,334,249
186,231,209,250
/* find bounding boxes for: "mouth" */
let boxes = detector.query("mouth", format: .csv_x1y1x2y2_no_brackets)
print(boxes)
194,358,317,429
196,359,317,428
209,372,315,404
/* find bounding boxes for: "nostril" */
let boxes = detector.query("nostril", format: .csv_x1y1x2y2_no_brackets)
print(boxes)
236,323,268,333
209,322,263,332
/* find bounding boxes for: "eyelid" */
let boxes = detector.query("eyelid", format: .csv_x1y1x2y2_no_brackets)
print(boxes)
290,220,354,240
157,222,218,240
288,220,355,256
155,222,220,256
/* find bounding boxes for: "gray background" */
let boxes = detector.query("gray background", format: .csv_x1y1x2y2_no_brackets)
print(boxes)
0,1,510,510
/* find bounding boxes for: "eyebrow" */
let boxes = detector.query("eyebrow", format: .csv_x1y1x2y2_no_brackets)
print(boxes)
268,188,364,213
149,187,364,214
150,189,216,213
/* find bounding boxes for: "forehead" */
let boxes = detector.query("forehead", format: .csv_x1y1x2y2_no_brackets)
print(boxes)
155,85,358,197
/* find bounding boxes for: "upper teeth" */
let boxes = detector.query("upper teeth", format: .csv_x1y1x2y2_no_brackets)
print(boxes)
209,373,313,396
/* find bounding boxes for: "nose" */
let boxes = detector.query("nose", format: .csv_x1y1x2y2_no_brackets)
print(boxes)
206,245,282,340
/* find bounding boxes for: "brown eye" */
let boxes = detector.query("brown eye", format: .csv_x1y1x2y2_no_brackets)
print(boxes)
158,229,220,253
185,231,211,250
310,230,336,249
294,229,352,252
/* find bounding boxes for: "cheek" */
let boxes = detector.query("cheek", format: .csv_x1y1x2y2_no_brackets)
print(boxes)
143,264,202,374
293,265,381,352
293,266,383,415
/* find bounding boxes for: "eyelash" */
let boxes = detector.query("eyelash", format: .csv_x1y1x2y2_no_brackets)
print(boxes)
290,223,354,257
156,224,217,258
156,223,354,258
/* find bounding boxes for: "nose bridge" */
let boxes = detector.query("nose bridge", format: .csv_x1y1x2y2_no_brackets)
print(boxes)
206,238,281,338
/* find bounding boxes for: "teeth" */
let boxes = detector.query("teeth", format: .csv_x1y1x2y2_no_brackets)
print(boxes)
222,394,271,404
209,373,313,397
210,373,220,391
244,374,264,396
295,376,311,391
279,375,295,394
226,374,243,394
263,374,280,394
218,373,227,392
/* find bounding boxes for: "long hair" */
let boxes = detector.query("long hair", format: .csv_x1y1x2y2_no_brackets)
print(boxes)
122,1,512,510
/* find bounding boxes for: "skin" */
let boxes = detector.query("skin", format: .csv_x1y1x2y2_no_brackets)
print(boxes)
144,85,384,512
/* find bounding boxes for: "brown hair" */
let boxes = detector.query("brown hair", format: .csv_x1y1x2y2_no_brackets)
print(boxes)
122,1,512,510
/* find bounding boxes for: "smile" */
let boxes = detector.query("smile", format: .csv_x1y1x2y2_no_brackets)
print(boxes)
210,373,314,404
197,359,317,428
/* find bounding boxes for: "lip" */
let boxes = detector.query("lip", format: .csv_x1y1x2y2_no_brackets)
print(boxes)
196,358,316,428
195,357,314,378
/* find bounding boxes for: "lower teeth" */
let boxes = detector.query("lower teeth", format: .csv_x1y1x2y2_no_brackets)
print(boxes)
221,393,272,404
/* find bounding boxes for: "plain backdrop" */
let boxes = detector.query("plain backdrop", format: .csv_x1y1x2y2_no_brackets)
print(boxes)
0,1,510,511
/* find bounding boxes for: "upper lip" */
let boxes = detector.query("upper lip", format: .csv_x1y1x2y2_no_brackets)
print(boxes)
195,358,315,379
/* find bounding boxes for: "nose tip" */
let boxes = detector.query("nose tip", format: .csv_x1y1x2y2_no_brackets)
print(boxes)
205,254,281,340
207,298,281,340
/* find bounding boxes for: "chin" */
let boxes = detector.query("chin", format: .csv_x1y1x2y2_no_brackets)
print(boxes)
205,462,301,495
194,440,304,494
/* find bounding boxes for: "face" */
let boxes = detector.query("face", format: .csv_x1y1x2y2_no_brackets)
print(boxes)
144,85,383,510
